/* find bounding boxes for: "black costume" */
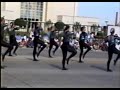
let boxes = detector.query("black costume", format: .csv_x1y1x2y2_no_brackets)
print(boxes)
1,22,13,62
79,32,91,63
8,26,19,56
33,26,46,61
48,30,59,57
61,25,77,70
105,34,120,72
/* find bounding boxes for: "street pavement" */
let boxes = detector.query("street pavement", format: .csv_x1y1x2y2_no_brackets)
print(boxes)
1,48,120,88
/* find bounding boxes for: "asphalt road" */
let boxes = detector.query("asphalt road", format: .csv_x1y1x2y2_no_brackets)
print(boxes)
1,48,120,88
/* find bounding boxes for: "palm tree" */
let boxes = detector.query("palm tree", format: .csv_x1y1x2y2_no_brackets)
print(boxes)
73,22,81,32
54,21,65,32
44,19,53,31
54,21,65,45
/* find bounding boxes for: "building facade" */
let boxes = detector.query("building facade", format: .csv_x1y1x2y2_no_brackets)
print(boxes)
1,2,99,31
20,2,43,22
45,2,78,23
1,2,21,21
57,15,99,32
1,2,77,22
57,15,99,25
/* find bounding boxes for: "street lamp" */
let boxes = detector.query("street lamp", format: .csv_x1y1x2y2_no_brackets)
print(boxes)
105,21,108,26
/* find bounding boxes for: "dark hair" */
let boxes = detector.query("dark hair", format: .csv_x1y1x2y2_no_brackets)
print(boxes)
73,36,76,39
22,38,25,41
64,25,70,31
81,26,85,31
35,26,39,30
49,26,53,31
1,17,4,21
17,33,20,35
10,22,14,27
110,28,115,33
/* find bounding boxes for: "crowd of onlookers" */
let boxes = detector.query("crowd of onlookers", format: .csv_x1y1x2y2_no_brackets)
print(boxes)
14,28,114,51
15,34,34,48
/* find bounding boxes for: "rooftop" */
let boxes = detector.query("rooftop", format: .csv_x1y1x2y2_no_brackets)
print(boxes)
58,15,99,19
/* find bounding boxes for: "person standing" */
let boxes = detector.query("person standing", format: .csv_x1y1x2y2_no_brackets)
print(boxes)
104,28,120,72
79,26,91,63
61,25,77,70
48,26,59,58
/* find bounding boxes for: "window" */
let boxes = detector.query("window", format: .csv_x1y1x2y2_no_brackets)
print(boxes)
40,17,42,21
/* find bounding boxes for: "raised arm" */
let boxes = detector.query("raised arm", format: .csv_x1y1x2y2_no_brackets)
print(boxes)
104,36,108,43
115,36,120,40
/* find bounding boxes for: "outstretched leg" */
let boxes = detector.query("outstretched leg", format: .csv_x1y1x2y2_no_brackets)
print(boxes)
79,42,84,63
114,54,120,66
48,42,53,57
83,43,91,59
13,41,19,55
37,39,46,57
53,40,59,55
61,44,68,70
107,48,113,72
1,40,13,62
113,47,120,66
66,45,77,64
33,39,39,61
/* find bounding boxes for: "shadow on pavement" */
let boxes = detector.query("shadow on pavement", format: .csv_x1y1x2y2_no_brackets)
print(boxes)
26,58,33,61
48,64,62,70
90,65,107,72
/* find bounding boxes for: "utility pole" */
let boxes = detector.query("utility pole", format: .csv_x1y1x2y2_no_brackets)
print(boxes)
115,12,118,26
105,21,108,26
72,2,76,32
118,2,120,26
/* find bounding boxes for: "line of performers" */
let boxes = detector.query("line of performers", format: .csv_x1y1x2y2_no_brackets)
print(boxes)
1,17,120,72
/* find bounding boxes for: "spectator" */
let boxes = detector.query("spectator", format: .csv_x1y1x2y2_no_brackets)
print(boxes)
30,29,34,38
23,34,27,41
19,38,27,48
76,30,81,41
26,37,34,48
15,33,22,43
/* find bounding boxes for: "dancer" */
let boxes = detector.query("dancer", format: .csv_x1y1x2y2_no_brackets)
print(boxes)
48,26,59,57
1,17,13,68
79,26,91,63
33,24,46,61
61,25,77,70
104,28,120,72
8,22,19,56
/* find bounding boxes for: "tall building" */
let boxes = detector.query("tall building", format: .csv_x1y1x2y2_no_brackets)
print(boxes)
1,2,99,31
1,2,77,22
20,2,44,22
44,2,78,23
1,2,6,11
1,2,21,21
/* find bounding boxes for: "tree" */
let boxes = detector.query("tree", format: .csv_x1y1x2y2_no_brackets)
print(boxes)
54,21,65,31
45,19,53,30
73,22,81,32
14,18,27,28
91,24,99,34
102,26,108,36
96,31,104,39
54,21,65,45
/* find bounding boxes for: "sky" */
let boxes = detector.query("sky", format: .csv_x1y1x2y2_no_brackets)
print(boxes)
77,2,120,26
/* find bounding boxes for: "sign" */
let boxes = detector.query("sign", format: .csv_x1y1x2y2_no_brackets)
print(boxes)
107,26,120,37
